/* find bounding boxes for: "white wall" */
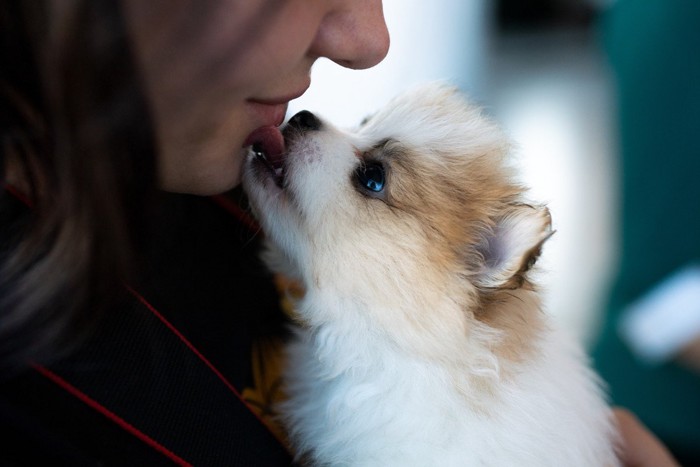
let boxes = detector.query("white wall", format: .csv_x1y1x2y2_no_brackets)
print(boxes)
288,0,493,127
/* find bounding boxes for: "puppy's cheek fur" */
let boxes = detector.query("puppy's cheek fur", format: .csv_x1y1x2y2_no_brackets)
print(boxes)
285,138,359,227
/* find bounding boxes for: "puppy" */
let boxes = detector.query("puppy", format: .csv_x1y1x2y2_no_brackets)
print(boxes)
242,84,619,466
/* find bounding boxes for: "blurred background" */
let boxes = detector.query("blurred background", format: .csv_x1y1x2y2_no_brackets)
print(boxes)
291,1,700,462
289,0,616,346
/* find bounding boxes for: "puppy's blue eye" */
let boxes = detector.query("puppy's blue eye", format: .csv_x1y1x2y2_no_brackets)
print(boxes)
355,162,386,193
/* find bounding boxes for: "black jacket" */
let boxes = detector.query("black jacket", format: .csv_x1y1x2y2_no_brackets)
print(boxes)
0,186,295,466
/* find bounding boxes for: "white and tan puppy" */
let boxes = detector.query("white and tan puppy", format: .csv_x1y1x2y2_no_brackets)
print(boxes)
242,84,619,466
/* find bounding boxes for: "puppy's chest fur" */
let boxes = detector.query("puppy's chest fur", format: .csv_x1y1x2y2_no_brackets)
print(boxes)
245,85,618,466
278,279,616,467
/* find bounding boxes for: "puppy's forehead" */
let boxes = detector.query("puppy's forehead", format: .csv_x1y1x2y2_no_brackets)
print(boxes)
349,86,517,216
356,85,503,159
359,94,455,138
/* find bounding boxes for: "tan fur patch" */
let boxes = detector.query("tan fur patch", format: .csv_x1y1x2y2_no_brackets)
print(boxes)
380,141,548,374
478,286,547,372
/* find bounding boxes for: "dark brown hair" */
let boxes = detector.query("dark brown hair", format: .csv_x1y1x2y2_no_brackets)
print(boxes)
0,1,157,370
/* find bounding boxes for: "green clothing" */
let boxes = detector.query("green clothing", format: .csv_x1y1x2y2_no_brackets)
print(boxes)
592,0,700,462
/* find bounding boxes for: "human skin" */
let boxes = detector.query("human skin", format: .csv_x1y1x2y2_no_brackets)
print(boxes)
122,0,390,195
614,408,679,467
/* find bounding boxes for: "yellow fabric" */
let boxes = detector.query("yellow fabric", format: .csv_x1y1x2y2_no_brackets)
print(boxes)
241,274,305,452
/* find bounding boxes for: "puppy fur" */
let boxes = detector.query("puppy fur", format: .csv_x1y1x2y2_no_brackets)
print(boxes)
242,84,619,466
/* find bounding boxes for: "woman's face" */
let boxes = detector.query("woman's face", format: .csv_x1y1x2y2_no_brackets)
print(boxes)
123,0,389,195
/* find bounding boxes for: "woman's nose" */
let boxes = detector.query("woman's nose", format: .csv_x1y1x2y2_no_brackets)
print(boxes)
310,0,390,70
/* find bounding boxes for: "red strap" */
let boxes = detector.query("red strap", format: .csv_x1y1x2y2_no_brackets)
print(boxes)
209,194,260,233
33,364,193,467
125,285,286,446
2,182,33,207
33,285,288,461
125,285,248,401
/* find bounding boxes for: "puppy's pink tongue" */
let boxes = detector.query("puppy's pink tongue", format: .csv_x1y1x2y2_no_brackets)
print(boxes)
244,126,286,166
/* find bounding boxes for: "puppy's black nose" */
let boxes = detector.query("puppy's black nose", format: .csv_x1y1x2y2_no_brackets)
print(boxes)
288,110,321,131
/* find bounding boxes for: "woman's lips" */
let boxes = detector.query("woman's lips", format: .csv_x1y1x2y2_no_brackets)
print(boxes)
245,84,309,131
245,100,287,131
243,98,287,154
249,85,309,107
242,86,309,187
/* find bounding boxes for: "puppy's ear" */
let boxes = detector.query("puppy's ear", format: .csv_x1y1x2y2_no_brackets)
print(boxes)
474,204,553,290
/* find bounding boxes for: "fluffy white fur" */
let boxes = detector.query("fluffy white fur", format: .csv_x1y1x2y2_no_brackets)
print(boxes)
242,84,619,466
